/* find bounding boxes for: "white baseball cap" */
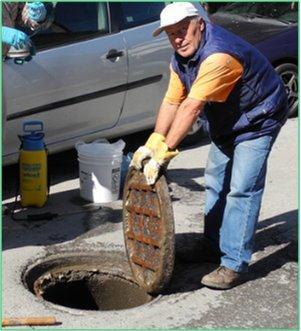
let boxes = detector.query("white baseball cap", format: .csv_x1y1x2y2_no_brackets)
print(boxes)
153,2,199,37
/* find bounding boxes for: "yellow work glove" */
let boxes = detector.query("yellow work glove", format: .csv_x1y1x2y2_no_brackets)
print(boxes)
144,140,179,185
130,132,165,170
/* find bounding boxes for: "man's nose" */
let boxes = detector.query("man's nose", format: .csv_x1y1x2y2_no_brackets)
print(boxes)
175,35,184,43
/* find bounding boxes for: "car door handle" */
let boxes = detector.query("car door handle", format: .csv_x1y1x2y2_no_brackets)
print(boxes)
106,49,124,60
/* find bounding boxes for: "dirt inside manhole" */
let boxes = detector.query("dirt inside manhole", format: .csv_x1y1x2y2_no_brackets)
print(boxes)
23,254,155,311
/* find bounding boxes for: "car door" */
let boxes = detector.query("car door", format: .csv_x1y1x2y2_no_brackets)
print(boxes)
4,2,128,163
111,2,173,133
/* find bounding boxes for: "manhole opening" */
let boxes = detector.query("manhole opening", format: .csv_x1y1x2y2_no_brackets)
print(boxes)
24,256,155,311
42,278,99,310
35,271,153,311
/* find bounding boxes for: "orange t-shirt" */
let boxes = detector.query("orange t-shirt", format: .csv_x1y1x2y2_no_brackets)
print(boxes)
163,53,243,105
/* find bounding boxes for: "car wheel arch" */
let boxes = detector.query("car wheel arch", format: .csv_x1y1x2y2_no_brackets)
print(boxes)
272,57,297,68
272,60,298,118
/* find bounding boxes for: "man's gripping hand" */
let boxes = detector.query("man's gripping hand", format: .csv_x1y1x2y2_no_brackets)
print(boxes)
130,132,165,170
144,140,178,185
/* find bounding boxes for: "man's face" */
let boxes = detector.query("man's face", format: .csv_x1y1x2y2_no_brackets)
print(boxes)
165,17,204,58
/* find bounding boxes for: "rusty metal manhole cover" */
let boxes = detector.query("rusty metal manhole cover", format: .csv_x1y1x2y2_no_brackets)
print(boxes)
123,165,175,294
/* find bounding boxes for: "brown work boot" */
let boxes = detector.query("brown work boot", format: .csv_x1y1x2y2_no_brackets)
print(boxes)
201,266,243,289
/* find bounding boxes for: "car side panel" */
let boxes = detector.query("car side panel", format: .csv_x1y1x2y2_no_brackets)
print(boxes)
117,22,173,134
254,27,297,63
4,34,128,163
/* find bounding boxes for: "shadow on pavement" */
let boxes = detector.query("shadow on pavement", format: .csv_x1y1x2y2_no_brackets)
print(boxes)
2,187,123,251
248,241,297,282
167,209,297,294
2,148,79,201
255,209,297,252
167,167,206,195
248,209,297,281
163,261,217,295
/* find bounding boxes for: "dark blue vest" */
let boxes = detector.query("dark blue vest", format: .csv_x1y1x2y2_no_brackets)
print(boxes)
171,22,288,146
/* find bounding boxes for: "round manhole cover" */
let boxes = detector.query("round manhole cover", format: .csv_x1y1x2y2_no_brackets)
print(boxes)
23,253,155,311
123,166,175,294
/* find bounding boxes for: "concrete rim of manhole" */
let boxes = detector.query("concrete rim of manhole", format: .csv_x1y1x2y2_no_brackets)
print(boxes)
22,252,161,313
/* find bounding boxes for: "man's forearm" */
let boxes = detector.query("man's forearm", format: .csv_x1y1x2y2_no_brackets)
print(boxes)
154,102,179,137
165,98,205,149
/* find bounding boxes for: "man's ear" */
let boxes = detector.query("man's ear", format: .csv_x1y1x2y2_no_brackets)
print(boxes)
199,18,205,32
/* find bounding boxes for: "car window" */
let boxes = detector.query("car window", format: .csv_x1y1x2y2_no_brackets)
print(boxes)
31,2,109,50
118,2,167,30
215,2,298,23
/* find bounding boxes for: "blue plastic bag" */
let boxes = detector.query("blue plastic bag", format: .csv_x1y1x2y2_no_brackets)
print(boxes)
120,152,133,197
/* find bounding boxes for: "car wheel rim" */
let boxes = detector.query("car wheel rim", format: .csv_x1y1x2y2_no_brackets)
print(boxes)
279,69,298,115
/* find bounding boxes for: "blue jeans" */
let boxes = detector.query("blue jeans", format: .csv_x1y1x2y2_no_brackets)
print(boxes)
204,132,279,273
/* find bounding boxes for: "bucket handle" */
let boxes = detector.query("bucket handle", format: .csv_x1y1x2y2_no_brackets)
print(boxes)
92,138,109,144
75,138,109,151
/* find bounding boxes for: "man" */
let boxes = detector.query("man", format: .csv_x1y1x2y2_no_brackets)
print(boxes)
131,2,288,290
2,2,53,59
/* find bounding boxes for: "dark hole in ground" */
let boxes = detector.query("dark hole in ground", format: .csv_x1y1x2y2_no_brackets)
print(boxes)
42,279,99,310
35,271,154,311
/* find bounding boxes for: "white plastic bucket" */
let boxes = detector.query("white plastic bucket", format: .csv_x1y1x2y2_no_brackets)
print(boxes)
75,139,125,203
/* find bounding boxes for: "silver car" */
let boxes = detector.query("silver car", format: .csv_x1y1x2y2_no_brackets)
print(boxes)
3,2,208,165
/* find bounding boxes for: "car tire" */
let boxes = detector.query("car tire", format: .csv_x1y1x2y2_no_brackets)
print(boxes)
275,63,298,117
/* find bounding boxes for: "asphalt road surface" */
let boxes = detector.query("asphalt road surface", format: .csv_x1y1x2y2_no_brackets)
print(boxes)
2,118,297,329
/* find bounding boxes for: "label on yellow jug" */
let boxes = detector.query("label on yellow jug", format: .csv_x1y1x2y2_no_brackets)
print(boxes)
20,150,48,207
